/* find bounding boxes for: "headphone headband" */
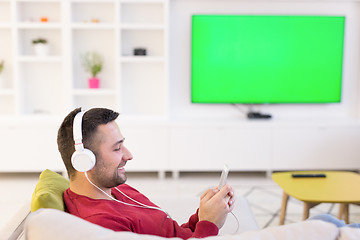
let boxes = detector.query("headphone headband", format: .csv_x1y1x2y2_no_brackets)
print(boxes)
71,109,96,172
73,111,85,150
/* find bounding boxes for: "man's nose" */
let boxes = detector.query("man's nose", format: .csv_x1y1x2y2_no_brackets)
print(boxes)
123,147,133,161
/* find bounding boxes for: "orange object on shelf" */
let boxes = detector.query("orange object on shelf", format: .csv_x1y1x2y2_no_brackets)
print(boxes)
40,17,48,22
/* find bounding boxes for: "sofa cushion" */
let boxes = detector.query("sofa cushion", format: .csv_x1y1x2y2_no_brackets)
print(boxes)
338,227,360,240
25,208,343,240
31,169,69,212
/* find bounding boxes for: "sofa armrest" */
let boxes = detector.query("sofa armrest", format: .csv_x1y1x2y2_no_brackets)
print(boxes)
220,195,259,234
339,227,360,240
0,200,31,240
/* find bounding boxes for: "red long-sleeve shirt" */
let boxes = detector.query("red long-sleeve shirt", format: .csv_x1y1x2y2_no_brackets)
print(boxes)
64,184,218,239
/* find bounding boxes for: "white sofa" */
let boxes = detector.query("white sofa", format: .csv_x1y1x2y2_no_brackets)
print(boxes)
2,169,359,240
24,208,360,240
1,169,260,239
3,195,360,240
2,195,258,240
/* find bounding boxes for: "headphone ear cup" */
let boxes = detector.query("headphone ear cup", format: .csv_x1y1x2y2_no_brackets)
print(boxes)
71,148,96,172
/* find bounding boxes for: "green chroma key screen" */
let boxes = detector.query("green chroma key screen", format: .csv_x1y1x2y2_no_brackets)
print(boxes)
191,15,345,104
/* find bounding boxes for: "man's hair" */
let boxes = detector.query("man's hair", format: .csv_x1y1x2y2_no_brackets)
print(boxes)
57,107,119,179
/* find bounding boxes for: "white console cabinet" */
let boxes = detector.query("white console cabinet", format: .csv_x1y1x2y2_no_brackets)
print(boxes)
0,119,63,172
2,118,359,174
272,123,360,170
169,121,360,173
169,122,273,171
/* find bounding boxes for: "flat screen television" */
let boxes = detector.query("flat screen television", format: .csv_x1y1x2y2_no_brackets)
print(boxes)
191,15,345,104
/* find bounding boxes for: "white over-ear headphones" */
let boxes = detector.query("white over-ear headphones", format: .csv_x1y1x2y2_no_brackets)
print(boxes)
71,110,172,219
71,110,96,172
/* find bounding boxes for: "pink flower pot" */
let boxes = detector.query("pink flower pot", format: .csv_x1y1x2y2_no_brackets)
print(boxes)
89,77,100,88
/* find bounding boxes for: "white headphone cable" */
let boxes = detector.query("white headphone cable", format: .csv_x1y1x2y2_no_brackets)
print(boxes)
84,172,238,231
114,187,162,210
114,183,239,233
230,211,240,234
84,172,172,218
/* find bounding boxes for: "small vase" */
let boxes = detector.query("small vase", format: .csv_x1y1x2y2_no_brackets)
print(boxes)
34,44,49,57
88,77,100,89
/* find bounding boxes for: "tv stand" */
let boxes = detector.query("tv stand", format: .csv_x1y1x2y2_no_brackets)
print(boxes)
247,112,272,119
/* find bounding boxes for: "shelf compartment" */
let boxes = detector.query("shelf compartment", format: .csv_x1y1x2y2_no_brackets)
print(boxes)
0,1,11,24
17,28,62,56
0,76,14,89
18,62,64,115
121,29,164,57
71,1,115,24
0,29,14,88
72,95,117,112
120,2,164,25
0,95,15,115
121,62,166,115
72,29,116,89
16,1,61,24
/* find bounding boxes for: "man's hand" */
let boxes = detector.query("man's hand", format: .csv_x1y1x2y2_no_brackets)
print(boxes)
198,184,236,229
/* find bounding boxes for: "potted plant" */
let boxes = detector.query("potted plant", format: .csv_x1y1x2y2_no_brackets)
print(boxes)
32,38,49,56
0,60,4,88
81,51,103,89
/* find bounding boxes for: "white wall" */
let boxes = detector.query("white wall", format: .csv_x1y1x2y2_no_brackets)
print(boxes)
169,0,360,122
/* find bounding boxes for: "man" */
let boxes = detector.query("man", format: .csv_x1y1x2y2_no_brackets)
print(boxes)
57,107,236,239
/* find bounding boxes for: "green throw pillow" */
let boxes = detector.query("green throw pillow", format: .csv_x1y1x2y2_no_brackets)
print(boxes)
31,169,70,212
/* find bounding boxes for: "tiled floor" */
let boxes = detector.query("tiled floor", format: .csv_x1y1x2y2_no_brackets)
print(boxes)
1,171,360,232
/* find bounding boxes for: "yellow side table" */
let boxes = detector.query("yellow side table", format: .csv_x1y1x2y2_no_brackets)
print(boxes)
272,171,360,225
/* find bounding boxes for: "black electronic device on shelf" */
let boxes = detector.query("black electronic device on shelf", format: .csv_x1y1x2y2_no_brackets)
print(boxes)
247,112,272,119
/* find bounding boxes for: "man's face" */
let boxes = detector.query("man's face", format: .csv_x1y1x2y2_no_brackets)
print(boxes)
90,121,133,189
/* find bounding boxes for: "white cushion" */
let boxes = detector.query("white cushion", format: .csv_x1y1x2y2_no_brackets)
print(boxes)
338,227,360,240
208,221,339,240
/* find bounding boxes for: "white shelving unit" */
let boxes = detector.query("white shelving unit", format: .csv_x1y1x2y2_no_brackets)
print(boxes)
0,0,169,173
0,0,168,118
